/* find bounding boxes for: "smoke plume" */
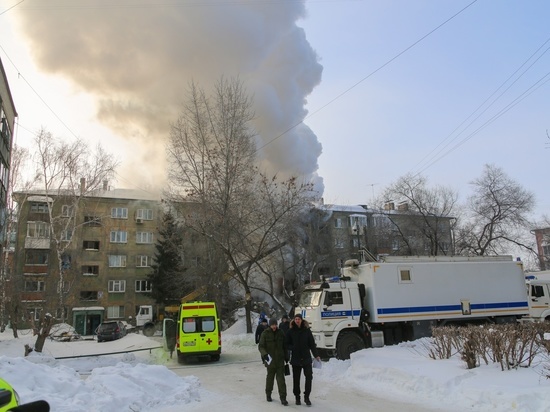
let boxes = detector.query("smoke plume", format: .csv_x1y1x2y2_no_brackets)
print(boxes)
14,0,324,194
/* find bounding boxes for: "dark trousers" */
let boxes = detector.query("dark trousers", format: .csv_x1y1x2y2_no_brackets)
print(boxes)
292,364,313,397
266,365,287,400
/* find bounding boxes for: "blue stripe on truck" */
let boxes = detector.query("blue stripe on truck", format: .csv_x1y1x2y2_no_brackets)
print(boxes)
377,301,528,315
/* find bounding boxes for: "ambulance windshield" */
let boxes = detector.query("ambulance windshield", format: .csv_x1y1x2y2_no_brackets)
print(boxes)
298,289,322,307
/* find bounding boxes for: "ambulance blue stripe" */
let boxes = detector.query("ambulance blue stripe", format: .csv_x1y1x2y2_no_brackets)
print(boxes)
377,301,528,315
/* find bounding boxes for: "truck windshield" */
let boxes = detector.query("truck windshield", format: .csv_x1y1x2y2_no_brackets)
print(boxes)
298,289,322,307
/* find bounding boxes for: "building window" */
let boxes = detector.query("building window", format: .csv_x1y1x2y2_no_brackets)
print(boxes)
80,291,98,301
108,255,127,267
61,205,74,217
334,238,344,249
82,265,99,276
334,218,343,228
392,239,399,251
61,230,73,241
57,280,69,293
27,222,50,238
25,250,49,265
84,216,102,226
107,306,125,318
136,255,151,267
111,207,128,219
24,280,45,292
30,202,48,213
108,280,126,293
110,230,128,243
543,244,550,256
136,232,154,244
26,308,42,321
136,209,154,220
83,240,100,250
135,280,152,292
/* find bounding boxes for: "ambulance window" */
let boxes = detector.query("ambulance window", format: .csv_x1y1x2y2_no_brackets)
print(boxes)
182,318,197,333
201,316,215,332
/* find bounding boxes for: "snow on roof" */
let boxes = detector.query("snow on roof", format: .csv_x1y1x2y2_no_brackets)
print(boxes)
321,204,368,213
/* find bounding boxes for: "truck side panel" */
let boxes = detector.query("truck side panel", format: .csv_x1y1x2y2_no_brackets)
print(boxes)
345,259,529,323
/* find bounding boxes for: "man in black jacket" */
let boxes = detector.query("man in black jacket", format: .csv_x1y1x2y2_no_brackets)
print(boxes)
286,313,320,406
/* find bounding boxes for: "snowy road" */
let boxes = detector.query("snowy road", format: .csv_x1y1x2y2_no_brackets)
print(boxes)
161,344,451,412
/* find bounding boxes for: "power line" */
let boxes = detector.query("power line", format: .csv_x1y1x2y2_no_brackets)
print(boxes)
411,35,550,177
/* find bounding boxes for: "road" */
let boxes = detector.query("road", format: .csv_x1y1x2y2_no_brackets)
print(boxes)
159,342,451,412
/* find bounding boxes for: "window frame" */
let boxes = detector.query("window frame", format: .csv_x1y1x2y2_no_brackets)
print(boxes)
108,280,126,293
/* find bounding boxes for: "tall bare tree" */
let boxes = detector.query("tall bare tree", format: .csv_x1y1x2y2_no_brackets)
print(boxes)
380,174,458,255
455,164,535,256
21,130,117,352
167,78,315,333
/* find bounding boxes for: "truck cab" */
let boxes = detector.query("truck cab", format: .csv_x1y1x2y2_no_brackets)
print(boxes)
526,279,550,321
296,277,368,359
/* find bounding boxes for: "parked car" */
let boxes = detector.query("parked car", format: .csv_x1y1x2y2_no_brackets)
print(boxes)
96,321,127,342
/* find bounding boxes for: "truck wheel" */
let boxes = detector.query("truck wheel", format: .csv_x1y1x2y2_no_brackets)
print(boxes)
143,324,155,337
336,332,365,360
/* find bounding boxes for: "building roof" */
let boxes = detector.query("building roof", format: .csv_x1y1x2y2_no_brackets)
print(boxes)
15,188,162,202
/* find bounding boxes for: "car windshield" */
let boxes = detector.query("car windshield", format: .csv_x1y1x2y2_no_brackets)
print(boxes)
298,289,322,307
99,323,118,331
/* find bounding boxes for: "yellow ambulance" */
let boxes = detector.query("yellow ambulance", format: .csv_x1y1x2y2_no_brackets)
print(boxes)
176,301,221,363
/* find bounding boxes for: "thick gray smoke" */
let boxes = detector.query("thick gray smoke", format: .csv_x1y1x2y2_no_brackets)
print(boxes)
14,0,323,194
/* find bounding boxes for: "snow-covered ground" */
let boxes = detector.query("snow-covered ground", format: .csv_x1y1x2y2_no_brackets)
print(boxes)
1,314,550,411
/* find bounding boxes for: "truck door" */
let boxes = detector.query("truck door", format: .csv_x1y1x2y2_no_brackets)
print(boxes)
529,283,550,319
323,290,355,320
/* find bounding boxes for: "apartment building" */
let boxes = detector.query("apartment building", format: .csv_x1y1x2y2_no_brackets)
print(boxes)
13,187,162,335
0,58,16,235
307,202,455,280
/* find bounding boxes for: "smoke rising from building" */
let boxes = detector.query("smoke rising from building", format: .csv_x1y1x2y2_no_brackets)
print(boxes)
13,0,324,194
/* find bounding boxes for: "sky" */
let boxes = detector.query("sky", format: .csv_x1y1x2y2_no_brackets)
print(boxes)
0,1,549,220
1,311,550,411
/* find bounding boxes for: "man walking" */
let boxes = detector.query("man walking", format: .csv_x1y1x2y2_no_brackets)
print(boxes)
286,313,320,406
278,314,290,335
258,318,289,406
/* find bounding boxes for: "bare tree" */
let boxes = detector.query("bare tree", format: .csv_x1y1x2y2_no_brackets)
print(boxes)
167,78,315,333
455,164,535,256
379,174,458,256
19,130,117,352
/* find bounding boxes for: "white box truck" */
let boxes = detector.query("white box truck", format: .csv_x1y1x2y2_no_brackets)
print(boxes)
295,255,531,360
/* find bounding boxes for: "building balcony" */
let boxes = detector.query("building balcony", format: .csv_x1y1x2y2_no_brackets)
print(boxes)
24,237,51,249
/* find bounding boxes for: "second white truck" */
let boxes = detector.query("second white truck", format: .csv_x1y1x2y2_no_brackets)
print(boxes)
295,255,537,359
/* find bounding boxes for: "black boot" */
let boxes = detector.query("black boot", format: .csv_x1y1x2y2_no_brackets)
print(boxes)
295,396,301,405
304,396,311,406
281,399,288,406
266,394,272,402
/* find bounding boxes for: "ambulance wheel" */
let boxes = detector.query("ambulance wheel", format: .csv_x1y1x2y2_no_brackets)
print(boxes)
177,353,186,364
211,354,220,362
336,332,365,360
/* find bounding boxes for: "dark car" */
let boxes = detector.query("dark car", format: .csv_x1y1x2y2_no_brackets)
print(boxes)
96,321,127,342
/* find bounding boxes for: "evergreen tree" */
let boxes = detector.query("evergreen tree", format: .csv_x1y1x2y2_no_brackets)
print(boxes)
148,211,187,304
